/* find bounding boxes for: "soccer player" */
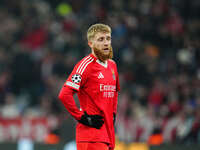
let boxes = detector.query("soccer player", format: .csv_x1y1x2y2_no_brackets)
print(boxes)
58,23,120,150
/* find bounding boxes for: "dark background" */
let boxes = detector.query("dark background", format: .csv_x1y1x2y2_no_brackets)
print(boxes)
0,0,200,146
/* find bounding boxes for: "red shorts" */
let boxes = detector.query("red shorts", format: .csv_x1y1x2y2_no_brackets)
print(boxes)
77,142,109,150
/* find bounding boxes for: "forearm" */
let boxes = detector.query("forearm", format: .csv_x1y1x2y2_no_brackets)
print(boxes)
113,92,118,114
58,86,83,120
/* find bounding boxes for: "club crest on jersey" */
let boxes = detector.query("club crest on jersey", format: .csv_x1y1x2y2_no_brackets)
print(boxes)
71,74,81,83
111,69,116,80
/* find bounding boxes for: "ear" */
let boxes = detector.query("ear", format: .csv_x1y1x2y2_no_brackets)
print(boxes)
88,41,93,48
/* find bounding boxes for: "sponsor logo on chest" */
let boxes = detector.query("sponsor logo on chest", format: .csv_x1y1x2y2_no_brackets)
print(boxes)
100,84,116,98
100,84,116,91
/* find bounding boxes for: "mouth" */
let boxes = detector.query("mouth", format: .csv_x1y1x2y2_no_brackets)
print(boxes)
103,48,110,52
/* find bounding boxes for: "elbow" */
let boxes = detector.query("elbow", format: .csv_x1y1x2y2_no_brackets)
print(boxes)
58,92,63,101
58,88,65,102
58,86,75,101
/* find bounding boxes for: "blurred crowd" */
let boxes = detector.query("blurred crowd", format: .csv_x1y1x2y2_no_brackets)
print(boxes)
0,0,200,145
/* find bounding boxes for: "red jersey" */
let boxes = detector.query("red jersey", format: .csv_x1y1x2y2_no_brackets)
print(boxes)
58,53,120,149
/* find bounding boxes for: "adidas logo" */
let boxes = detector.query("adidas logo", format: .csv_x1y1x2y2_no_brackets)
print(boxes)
98,72,104,79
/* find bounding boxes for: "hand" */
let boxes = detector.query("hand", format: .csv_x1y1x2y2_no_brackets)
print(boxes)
78,112,104,129
113,113,116,124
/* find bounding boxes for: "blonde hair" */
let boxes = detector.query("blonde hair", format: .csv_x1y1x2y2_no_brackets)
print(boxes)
87,23,111,41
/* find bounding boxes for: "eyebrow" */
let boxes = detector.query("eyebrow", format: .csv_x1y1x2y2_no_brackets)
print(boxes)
98,35,111,39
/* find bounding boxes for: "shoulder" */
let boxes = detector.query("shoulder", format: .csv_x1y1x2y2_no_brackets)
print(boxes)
108,59,117,66
108,59,115,63
108,59,119,73
74,55,95,75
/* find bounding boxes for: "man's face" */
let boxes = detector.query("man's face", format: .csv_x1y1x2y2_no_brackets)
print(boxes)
89,32,113,62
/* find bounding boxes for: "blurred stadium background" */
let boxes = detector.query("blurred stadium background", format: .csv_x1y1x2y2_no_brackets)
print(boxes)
0,0,200,150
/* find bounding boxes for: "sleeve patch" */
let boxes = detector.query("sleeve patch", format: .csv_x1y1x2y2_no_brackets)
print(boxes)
71,74,82,83
66,81,80,90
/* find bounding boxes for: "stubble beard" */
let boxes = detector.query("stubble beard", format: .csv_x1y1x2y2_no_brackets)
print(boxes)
93,46,113,62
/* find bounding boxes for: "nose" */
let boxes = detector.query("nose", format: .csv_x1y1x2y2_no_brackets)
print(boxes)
104,40,110,46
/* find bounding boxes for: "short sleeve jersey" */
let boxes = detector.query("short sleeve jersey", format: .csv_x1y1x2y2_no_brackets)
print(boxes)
65,53,120,147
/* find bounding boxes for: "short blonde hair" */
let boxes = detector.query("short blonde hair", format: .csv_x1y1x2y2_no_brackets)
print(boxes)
87,23,111,41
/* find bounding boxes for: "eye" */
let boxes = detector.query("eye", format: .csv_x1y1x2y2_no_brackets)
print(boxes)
98,37,104,41
106,36,111,41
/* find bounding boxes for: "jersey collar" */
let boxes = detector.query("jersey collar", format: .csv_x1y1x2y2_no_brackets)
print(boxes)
90,53,108,68
96,59,108,68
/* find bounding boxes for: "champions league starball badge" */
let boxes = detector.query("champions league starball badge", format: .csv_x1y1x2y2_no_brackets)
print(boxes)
71,74,82,83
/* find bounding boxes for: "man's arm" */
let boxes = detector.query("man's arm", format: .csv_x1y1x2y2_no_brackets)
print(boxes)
113,92,118,114
58,85,83,120
113,92,118,124
113,62,120,124
58,85,104,129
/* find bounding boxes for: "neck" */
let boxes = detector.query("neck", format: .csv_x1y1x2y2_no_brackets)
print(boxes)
92,49,97,58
